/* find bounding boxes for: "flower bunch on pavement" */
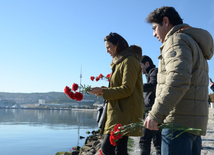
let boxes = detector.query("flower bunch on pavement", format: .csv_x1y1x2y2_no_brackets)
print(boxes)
90,73,111,82
109,121,203,146
64,83,83,101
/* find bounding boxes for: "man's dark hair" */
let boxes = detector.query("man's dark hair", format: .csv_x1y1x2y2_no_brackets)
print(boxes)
141,55,154,66
146,6,183,26
104,32,129,53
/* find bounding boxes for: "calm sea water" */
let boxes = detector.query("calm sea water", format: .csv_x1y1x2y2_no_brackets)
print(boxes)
0,109,98,155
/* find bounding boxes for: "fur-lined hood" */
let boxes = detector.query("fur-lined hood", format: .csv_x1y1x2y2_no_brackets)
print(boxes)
111,45,142,66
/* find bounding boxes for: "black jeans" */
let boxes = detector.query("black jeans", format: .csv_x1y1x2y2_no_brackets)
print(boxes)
139,127,161,155
101,134,128,155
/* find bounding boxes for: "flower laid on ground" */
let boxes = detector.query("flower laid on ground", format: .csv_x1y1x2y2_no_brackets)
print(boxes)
90,73,112,82
64,84,83,101
109,121,203,146
72,147,75,151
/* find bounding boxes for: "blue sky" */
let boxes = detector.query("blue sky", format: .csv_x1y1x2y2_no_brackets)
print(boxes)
0,0,214,93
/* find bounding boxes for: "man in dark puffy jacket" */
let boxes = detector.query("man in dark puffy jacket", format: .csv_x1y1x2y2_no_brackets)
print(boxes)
139,55,161,155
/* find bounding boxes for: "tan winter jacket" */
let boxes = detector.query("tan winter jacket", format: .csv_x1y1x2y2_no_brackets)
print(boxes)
149,24,214,135
102,45,144,136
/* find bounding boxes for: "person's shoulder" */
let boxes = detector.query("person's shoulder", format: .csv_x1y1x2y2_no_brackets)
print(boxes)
169,32,193,43
122,56,140,68
124,55,139,63
164,32,193,52
149,67,158,75
153,67,158,73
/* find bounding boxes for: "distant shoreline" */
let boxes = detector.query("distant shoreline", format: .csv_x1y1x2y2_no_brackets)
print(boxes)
71,108,96,111
0,107,97,111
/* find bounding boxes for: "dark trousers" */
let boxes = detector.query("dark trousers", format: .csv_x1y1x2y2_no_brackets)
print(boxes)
139,127,161,155
101,134,128,155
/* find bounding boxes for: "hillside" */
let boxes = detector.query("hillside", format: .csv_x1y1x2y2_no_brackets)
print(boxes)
0,92,104,105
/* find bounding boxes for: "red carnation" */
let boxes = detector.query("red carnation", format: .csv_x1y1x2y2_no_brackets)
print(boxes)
72,147,75,151
109,131,117,146
105,74,111,78
98,74,104,79
95,77,100,81
90,76,95,81
109,124,124,146
72,83,78,91
68,91,75,99
106,73,111,81
115,132,122,140
64,86,71,95
74,92,83,101
114,124,123,132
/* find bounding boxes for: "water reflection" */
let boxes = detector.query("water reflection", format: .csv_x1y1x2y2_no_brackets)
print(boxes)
0,109,97,128
0,109,98,155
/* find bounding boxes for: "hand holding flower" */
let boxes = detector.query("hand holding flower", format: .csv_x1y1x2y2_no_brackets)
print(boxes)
88,87,103,97
144,115,159,130
109,120,203,146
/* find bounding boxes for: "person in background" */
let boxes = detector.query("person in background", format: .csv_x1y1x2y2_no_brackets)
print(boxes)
144,6,214,155
139,55,161,155
210,78,214,92
88,32,144,155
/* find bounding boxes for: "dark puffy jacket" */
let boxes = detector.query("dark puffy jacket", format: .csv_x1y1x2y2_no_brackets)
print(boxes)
144,65,158,112
211,85,214,92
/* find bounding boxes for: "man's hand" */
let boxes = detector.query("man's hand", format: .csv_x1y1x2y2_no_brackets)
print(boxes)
144,115,159,130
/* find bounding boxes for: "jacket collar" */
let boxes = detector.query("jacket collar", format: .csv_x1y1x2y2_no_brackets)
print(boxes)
145,65,156,74
110,45,142,66
164,24,190,43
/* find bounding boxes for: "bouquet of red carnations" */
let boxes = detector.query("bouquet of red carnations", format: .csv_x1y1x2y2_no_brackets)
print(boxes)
64,83,84,101
90,73,111,82
109,121,203,146
64,73,111,101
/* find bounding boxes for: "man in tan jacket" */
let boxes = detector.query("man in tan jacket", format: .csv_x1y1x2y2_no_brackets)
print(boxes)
144,6,214,155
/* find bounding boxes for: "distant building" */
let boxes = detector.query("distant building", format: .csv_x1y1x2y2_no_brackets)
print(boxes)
38,99,45,104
